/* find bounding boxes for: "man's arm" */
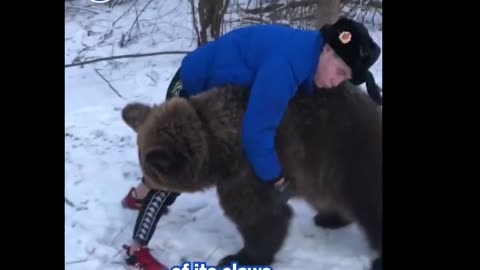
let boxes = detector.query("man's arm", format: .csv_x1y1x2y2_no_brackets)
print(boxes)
241,57,298,184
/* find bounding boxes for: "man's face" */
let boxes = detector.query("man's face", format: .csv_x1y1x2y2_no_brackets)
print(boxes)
315,44,352,89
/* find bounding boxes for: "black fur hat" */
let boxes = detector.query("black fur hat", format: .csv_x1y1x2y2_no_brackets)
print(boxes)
321,17,382,105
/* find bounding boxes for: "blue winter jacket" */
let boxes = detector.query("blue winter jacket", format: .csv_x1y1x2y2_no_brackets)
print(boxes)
179,24,324,183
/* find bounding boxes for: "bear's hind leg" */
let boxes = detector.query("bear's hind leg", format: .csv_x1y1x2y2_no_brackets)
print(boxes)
354,203,382,270
313,209,352,229
345,185,382,270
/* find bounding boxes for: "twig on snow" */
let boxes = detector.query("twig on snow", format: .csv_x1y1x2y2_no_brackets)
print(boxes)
94,69,126,100
65,197,75,208
204,246,219,262
146,72,157,85
110,219,133,245
134,4,142,36
113,248,124,258
65,50,190,68
66,6,100,15
65,258,88,265
120,0,156,47
113,0,139,27
156,0,182,20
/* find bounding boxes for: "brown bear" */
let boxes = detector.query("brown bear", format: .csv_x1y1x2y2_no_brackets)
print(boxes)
121,82,382,270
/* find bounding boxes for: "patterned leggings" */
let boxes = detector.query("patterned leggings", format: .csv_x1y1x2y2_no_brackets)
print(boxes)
132,68,185,246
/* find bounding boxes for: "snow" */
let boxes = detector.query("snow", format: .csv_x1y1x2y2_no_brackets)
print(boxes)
65,1,382,269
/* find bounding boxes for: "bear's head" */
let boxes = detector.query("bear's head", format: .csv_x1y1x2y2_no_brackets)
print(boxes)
122,97,211,193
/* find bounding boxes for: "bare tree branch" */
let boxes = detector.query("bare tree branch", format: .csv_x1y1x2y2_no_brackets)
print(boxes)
217,0,231,37
277,0,318,12
236,0,381,29
241,16,268,23
94,69,126,100
242,2,283,14
65,50,190,68
343,0,382,9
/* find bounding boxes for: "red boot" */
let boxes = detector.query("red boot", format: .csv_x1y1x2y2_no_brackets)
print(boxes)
121,188,144,210
123,245,168,270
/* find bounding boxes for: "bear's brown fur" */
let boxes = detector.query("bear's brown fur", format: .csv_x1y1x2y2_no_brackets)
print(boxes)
122,82,382,269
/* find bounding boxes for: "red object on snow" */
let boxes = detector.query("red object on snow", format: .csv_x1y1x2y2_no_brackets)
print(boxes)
123,245,169,270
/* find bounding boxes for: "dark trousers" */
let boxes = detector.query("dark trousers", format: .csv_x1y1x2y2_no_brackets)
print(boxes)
132,68,186,246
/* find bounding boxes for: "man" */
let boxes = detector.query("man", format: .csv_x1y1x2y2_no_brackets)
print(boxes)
121,17,382,270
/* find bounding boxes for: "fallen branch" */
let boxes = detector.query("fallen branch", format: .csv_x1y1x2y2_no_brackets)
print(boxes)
65,259,88,265
65,50,190,68
94,69,125,99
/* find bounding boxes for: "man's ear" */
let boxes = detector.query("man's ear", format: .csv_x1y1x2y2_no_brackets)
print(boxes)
145,146,187,174
121,103,151,131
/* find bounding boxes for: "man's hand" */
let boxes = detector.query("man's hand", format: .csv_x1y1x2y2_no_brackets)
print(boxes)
273,177,286,189
272,177,294,202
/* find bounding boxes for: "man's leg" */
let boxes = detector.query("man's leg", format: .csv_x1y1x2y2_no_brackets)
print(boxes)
124,188,180,269
122,68,186,209
122,68,186,269
128,189,180,249
134,182,150,199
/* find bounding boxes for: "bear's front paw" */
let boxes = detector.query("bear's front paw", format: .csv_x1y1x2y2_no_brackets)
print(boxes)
313,212,351,229
217,250,273,268
371,256,382,270
217,254,243,268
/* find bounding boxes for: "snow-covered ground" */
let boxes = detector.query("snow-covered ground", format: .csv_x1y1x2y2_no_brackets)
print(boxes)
65,1,382,269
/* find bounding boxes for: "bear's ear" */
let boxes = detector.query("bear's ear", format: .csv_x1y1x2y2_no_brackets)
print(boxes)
145,146,187,174
121,103,152,131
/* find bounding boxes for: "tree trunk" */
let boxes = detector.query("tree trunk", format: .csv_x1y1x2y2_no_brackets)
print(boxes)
198,0,230,45
316,0,341,28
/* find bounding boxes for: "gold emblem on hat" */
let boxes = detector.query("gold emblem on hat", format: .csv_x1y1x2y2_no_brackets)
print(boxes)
339,31,352,44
